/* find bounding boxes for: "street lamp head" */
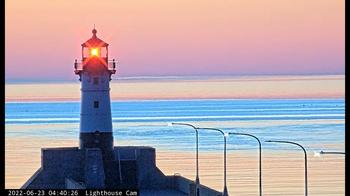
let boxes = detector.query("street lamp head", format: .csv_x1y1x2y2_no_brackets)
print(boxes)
228,132,238,135
167,122,173,127
224,132,229,138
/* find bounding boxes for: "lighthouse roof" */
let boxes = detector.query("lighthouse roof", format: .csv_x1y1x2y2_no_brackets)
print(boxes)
81,28,109,47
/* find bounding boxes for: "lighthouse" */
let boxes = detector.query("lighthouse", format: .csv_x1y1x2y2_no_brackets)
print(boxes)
74,28,116,152
22,28,221,194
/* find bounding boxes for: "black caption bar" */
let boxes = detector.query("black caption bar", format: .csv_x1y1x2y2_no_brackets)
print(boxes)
5,189,139,196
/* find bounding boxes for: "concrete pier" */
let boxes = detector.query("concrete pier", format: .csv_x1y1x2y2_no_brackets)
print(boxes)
22,146,222,196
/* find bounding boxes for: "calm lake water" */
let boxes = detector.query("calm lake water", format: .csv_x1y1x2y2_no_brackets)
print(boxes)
5,99,345,152
5,99,345,194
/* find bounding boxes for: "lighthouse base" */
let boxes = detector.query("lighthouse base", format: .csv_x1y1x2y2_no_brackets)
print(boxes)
79,132,114,151
21,146,222,196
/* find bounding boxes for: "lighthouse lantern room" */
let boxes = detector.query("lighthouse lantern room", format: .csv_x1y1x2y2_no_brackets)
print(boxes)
74,28,117,152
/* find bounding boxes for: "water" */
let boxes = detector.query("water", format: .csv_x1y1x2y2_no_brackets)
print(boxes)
5,99,345,152
5,99,345,193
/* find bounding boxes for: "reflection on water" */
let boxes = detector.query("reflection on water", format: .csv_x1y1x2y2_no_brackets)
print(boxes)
5,99,345,194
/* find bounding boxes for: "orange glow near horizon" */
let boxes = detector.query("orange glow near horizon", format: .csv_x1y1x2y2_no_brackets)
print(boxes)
4,75,345,102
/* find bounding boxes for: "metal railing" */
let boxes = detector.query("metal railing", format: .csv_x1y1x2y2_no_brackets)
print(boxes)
74,59,117,73
74,60,83,71
107,60,117,72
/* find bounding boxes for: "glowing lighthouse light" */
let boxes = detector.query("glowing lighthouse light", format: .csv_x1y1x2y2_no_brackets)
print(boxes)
90,48,99,56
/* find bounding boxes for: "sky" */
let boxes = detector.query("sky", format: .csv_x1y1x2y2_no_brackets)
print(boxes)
5,0,345,82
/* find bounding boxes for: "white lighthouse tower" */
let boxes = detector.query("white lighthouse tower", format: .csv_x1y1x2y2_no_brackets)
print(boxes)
22,28,221,193
74,28,116,152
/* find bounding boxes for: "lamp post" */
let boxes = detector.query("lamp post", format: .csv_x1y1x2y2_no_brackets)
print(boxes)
228,132,262,196
197,127,229,196
265,140,308,196
168,123,201,196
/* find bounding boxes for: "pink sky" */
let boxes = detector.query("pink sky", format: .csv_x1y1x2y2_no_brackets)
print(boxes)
5,0,344,81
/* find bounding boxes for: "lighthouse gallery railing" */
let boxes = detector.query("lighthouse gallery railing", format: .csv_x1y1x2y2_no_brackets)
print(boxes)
74,59,117,73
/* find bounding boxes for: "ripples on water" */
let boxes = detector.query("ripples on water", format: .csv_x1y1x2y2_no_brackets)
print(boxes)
5,99,345,152
5,99,345,194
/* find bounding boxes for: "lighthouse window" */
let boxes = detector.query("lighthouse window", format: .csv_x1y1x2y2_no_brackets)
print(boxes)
94,101,99,108
93,77,99,85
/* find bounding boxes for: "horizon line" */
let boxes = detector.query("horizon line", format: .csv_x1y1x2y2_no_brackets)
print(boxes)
5,73,345,84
